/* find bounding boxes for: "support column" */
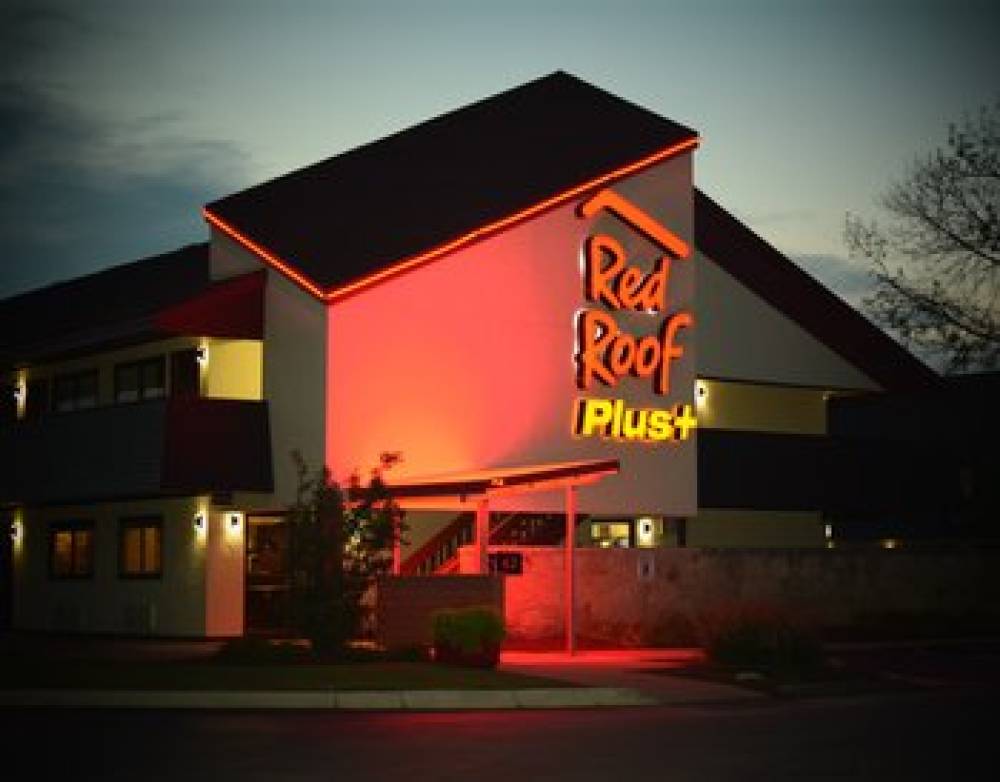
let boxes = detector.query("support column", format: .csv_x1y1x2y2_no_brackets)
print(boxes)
391,513,401,576
475,498,490,575
565,484,577,655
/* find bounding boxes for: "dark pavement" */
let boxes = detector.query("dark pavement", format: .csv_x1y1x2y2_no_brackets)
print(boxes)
6,686,996,781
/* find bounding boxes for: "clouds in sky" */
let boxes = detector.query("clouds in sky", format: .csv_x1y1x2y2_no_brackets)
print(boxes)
0,4,248,297
1,0,998,309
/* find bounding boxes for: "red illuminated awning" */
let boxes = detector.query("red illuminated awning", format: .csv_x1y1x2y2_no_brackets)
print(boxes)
379,458,620,501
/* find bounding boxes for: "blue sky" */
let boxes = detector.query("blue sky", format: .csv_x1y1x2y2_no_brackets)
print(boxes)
1,0,997,305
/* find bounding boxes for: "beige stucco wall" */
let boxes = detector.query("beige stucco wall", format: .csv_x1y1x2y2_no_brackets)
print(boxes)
204,508,246,636
688,509,826,548
204,338,263,400
12,496,208,635
696,253,880,391
695,378,833,435
209,228,327,509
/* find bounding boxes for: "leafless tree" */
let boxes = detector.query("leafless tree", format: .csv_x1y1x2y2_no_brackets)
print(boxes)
845,100,1000,372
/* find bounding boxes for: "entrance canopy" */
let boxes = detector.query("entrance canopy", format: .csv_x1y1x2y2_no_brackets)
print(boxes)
380,458,620,505
379,458,619,655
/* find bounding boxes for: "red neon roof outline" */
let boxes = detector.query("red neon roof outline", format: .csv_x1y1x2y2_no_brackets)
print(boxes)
202,136,699,303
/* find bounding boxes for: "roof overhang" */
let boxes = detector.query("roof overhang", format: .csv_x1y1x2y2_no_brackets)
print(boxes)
202,137,698,304
371,458,620,507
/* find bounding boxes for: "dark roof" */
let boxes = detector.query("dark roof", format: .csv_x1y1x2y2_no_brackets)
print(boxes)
0,243,264,368
206,71,697,296
694,190,939,392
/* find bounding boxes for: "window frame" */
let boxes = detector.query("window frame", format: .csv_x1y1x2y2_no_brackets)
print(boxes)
52,369,100,413
48,520,95,579
114,356,166,404
118,515,163,579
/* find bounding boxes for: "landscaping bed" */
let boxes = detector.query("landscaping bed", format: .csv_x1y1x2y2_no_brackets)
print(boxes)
0,636,567,692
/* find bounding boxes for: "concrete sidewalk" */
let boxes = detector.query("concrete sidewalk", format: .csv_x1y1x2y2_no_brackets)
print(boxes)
499,648,764,706
1,686,656,710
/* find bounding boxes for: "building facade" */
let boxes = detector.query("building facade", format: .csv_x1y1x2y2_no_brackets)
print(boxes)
0,73,936,637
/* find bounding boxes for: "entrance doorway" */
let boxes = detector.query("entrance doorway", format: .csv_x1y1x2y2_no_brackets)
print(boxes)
245,515,290,635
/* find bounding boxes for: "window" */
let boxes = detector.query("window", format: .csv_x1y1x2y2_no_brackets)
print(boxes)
114,357,165,403
119,517,162,577
590,520,632,548
170,349,200,398
53,370,99,412
50,522,94,578
25,378,49,420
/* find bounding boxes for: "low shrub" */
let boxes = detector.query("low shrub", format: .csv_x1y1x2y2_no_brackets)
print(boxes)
432,607,505,667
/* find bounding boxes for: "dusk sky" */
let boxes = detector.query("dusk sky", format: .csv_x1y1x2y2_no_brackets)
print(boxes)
1,0,997,307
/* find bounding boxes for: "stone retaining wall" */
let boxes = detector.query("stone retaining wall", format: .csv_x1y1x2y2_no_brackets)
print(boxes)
475,546,1000,644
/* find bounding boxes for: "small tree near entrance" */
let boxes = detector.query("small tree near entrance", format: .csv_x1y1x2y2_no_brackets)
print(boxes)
286,450,405,655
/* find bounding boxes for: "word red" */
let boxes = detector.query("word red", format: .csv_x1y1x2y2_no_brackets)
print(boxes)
575,189,692,397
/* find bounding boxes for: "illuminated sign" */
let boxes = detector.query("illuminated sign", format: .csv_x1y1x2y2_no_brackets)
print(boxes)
573,189,695,444
574,398,696,443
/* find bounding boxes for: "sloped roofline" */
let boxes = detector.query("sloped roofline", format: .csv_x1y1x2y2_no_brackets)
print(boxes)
203,135,699,303
694,189,938,392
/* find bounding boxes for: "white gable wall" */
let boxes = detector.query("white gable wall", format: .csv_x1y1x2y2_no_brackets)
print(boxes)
696,252,880,391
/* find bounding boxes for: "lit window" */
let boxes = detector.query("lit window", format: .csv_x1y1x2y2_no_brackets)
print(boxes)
119,517,162,577
590,520,632,548
50,522,94,578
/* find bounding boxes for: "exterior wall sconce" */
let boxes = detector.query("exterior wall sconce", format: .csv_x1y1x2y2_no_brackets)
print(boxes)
10,520,21,542
225,512,244,539
12,384,24,403
195,345,209,365
695,380,708,408
194,512,206,531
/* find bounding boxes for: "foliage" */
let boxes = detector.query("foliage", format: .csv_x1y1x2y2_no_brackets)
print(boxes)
432,607,506,656
704,605,823,673
845,99,1000,371
286,450,406,655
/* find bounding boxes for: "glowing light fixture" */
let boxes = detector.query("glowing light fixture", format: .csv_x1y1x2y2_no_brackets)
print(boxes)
695,380,708,408
195,345,209,365
10,520,21,542
194,512,206,531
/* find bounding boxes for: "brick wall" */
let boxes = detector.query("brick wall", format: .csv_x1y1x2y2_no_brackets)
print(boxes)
376,574,503,649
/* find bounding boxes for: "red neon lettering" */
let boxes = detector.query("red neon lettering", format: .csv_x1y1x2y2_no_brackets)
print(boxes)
576,308,693,395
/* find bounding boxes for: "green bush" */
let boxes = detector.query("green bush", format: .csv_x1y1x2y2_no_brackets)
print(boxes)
705,610,823,673
432,607,505,655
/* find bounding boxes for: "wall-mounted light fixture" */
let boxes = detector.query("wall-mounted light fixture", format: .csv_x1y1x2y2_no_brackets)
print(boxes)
225,511,244,539
10,520,21,542
195,344,209,365
695,380,708,409
194,512,206,531
12,384,24,403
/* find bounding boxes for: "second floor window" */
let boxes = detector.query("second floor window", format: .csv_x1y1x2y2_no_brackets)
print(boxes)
115,357,166,403
52,370,99,413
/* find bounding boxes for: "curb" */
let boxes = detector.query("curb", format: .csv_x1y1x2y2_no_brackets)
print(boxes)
0,686,657,710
